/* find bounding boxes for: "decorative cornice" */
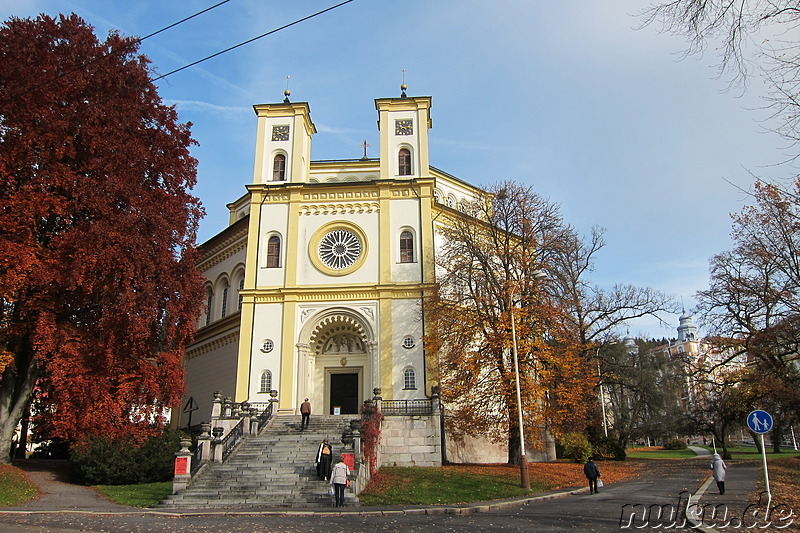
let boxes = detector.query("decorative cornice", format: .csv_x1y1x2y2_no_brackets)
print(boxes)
197,225,248,272
185,330,240,360
299,202,380,216
240,283,434,304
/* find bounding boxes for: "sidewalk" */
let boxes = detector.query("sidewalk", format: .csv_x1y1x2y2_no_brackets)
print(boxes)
2,453,765,521
4,460,131,513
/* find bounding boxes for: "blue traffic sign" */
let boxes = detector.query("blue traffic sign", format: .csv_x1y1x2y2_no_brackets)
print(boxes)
747,410,773,434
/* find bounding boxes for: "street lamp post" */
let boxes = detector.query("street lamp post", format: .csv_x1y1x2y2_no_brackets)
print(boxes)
509,304,530,489
508,270,546,490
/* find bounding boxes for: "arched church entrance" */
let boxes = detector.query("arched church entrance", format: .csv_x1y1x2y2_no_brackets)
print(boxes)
303,310,375,415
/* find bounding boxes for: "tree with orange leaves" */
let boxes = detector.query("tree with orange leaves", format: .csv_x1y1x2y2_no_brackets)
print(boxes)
0,14,204,461
427,181,675,464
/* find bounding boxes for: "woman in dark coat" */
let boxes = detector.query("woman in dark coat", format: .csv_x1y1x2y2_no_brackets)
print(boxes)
315,438,333,480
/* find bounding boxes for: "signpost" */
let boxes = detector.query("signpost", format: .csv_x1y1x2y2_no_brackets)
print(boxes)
746,410,773,515
183,396,199,429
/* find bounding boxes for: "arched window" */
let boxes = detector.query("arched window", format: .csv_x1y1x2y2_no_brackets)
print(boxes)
400,230,414,263
220,280,229,318
237,276,245,311
260,370,272,393
403,368,417,390
272,154,286,181
205,289,213,326
398,148,412,176
266,235,281,268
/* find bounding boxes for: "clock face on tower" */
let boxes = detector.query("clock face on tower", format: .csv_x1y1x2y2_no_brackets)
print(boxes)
395,119,413,135
271,125,290,141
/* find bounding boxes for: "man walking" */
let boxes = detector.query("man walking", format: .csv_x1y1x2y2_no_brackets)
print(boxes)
584,456,601,494
300,398,311,430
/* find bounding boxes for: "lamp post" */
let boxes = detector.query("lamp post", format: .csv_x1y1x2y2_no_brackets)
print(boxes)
510,303,530,489
508,270,546,490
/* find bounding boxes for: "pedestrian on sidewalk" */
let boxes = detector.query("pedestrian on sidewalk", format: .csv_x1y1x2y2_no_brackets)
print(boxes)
316,438,333,480
300,398,311,429
330,454,350,507
710,453,727,494
584,456,601,494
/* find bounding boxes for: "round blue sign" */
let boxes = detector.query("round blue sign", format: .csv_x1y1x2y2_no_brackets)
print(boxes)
746,410,773,434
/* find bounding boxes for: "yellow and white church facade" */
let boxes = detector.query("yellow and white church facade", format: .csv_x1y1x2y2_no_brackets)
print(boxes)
178,89,486,444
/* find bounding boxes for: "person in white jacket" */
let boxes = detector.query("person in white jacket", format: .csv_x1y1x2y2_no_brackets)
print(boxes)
330,455,350,507
710,453,727,494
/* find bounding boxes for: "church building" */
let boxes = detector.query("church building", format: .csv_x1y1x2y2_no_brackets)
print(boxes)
178,87,486,430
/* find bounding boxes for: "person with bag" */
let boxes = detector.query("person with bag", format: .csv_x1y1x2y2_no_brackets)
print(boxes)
330,454,350,507
583,456,601,494
710,453,727,494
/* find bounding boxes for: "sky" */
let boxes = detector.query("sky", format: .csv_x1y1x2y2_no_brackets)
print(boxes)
2,0,795,339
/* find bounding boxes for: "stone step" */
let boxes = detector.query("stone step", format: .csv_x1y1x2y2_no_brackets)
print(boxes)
158,414,358,508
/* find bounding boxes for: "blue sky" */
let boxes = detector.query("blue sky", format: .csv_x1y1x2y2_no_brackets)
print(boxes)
3,0,793,339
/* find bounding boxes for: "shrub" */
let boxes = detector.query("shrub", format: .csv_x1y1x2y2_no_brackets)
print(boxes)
663,438,688,450
591,435,626,461
70,430,185,485
558,432,593,463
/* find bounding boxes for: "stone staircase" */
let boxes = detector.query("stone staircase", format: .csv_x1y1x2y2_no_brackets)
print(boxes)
156,415,359,508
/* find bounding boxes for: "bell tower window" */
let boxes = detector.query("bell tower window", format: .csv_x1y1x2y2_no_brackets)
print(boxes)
272,154,286,181
266,235,281,268
400,230,414,263
398,148,412,176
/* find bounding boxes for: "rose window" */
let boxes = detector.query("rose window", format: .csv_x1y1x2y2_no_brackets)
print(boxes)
318,229,362,270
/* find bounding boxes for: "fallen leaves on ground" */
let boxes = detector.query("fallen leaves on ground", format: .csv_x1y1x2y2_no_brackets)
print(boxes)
451,459,645,490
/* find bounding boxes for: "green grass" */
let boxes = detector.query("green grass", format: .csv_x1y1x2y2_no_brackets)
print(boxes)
701,446,800,460
625,447,699,459
92,481,173,507
0,465,38,506
358,466,548,506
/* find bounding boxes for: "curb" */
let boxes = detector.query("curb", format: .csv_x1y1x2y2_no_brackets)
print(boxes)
0,487,584,517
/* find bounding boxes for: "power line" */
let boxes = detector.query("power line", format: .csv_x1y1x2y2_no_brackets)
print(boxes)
3,0,234,102
152,0,355,81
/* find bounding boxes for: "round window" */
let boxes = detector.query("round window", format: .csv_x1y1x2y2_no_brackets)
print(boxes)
318,229,362,270
402,336,415,349
261,339,274,353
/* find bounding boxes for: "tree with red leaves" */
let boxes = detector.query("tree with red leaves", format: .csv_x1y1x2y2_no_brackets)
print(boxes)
0,14,205,461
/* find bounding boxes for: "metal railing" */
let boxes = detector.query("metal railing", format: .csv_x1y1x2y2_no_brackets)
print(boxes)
380,399,434,416
191,442,204,476
221,418,244,461
250,401,276,431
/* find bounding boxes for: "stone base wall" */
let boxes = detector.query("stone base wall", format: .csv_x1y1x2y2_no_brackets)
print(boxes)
445,434,508,464
379,415,442,467
445,426,557,463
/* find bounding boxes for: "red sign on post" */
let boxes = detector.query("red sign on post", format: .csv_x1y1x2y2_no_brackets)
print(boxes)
342,452,355,470
174,456,188,476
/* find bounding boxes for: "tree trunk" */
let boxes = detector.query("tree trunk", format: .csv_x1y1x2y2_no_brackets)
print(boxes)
0,342,38,464
508,423,521,465
772,422,782,453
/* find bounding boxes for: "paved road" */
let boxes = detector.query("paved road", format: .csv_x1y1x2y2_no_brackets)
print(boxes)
0,455,772,532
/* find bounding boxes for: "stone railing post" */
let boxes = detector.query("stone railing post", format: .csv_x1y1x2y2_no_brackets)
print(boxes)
249,407,259,434
269,389,279,414
211,426,224,462
211,391,223,421
240,402,251,435
172,438,192,494
197,422,212,465
372,388,382,410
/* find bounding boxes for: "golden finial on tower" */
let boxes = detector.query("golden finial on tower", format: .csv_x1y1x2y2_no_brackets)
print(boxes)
284,75,291,103
400,69,407,98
